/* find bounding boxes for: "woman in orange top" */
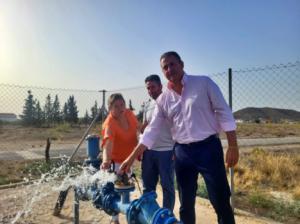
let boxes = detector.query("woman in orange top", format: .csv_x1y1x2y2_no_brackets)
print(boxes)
100,93,138,172
100,93,138,224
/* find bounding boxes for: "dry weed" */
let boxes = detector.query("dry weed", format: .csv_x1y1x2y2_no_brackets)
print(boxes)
235,148,300,191
236,123,300,138
293,185,300,200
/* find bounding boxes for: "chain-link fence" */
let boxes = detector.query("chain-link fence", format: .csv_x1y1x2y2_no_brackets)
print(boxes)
0,61,299,174
0,61,300,224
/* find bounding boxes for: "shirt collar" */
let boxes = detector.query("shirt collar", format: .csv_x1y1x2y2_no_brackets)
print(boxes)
182,72,188,85
167,72,187,90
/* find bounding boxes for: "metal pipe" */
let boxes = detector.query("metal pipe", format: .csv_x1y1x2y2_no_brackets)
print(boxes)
228,68,235,211
66,122,181,223
74,181,181,224
68,110,101,163
73,189,79,224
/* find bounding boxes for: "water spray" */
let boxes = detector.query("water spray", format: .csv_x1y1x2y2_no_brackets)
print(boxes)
53,109,102,216
56,135,182,224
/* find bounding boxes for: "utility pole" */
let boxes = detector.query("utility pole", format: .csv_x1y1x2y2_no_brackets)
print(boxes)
99,89,107,109
98,89,107,124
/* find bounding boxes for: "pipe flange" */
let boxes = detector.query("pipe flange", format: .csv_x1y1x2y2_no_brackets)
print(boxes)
102,192,120,216
92,189,103,209
151,208,178,224
126,199,141,223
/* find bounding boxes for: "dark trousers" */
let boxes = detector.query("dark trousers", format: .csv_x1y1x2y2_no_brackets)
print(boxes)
142,150,175,211
174,135,235,224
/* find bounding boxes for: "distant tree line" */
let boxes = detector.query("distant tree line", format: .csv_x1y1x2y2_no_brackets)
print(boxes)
83,100,108,125
21,90,79,127
20,90,143,127
20,90,107,127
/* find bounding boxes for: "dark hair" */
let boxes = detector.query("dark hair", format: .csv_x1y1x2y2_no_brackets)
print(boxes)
145,74,161,85
107,93,125,110
160,51,182,63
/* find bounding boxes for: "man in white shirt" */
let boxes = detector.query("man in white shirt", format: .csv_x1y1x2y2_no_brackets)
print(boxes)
141,74,175,211
120,51,239,224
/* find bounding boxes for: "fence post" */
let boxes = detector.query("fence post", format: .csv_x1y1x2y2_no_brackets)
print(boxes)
228,68,235,211
45,137,51,163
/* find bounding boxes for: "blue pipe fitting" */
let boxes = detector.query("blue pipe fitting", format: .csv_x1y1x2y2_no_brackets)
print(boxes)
86,134,100,159
91,182,120,216
84,135,100,169
127,191,180,224
74,182,181,224
73,133,182,223
151,209,178,224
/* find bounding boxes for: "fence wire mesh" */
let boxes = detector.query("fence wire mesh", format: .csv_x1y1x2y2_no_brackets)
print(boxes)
0,61,299,178
232,62,300,113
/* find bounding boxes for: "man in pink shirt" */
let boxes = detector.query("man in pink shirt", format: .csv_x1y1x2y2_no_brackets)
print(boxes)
120,51,239,224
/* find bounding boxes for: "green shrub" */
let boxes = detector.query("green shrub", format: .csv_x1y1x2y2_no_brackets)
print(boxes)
24,159,81,178
249,191,273,209
248,191,300,222
48,123,72,140
0,175,10,185
53,123,72,133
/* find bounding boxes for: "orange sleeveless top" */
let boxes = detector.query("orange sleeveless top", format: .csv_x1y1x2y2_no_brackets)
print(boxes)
101,109,138,163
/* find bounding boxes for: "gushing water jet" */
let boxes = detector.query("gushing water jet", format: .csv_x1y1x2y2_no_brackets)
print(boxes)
54,135,181,224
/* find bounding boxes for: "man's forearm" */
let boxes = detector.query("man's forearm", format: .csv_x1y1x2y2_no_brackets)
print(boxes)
130,143,147,160
225,130,239,167
140,121,149,133
226,130,238,148
119,143,148,173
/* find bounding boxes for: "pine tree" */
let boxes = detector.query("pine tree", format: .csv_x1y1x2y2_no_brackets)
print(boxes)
66,95,78,124
44,94,53,127
34,100,44,127
52,95,61,123
83,110,90,125
20,90,36,126
63,102,69,122
91,101,99,121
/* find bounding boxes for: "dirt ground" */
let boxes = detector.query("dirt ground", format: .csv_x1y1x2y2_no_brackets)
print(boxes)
0,124,297,223
1,123,300,152
0,182,281,224
0,124,86,152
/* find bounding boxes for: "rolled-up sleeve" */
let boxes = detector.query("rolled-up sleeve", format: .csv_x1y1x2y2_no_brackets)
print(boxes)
139,104,165,148
207,77,236,131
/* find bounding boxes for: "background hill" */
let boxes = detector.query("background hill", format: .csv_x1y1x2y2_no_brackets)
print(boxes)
233,107,300,122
